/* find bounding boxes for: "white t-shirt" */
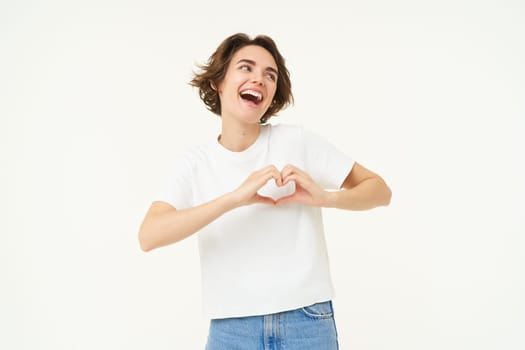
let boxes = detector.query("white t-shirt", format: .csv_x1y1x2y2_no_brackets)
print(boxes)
155,123,355,319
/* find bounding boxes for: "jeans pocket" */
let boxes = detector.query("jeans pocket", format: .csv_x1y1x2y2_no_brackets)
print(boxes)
301,301,334,319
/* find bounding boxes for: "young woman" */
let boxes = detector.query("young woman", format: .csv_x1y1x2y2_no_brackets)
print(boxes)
139,33,391,350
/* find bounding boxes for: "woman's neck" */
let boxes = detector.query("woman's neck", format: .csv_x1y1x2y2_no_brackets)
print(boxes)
218,119,261,152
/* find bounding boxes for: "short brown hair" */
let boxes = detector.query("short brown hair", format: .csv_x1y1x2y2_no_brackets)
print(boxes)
190,33,293,123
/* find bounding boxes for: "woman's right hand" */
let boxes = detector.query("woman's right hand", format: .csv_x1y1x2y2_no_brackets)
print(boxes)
230,165,283,207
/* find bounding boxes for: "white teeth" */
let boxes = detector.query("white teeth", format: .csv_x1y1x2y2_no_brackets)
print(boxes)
240,90,262,101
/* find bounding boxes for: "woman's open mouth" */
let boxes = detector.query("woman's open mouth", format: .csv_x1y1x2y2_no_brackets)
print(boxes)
240,89,263,106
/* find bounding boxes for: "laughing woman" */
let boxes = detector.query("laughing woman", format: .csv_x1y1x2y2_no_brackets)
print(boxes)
138,33,391,350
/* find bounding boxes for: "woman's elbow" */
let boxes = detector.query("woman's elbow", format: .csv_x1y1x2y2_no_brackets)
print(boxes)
382,183,392,206
138,226,155,252
139,239,153,252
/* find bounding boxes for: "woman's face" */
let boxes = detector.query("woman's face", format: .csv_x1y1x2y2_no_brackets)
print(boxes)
217,45,278,124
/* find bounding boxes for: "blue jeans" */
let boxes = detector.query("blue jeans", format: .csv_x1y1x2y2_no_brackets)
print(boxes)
205,301,339,350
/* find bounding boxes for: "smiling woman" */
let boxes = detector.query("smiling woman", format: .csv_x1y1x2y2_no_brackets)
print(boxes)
215,45,280,128
138,33,391,350
189,33,292,124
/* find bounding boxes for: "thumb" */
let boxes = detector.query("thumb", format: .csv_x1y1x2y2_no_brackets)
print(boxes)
254,194,276,206
275,194,296,206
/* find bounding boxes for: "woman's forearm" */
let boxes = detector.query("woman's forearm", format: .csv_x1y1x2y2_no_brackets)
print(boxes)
325,177,392,211
139,193,237,252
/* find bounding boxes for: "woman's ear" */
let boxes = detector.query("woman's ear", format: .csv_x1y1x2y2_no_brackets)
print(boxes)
210,81,217,91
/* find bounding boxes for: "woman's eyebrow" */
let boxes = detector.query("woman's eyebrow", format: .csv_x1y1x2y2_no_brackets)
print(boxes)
236,59,278,74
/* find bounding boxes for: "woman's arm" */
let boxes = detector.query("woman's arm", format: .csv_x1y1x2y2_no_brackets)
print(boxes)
138,165,282,251
328,162,392,210
138,197,235,252
276,162,391,210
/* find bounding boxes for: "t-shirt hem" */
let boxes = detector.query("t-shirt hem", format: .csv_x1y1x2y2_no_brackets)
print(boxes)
203,292,335,320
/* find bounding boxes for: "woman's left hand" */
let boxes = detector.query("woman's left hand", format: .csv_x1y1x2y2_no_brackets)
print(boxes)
275,164,329,207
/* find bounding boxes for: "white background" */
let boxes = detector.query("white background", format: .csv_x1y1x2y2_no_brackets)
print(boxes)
2,0,524,349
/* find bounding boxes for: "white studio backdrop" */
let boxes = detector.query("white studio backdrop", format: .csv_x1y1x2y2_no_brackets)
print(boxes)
2,0,524,349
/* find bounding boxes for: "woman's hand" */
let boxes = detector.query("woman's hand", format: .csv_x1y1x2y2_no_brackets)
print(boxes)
275,164,329,207
275,162,392,210
230,165,283,207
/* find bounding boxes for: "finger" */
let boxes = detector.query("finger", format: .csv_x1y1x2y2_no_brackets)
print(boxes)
280,164,295,178
264,166,283,186
273,173,283,187
275,193,297,206
254,194,276,206
260,164,280,175
281,164,309,180
282,173,307,188
252,166,282,189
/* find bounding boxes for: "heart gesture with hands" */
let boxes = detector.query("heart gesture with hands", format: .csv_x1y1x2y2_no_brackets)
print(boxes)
275,164,329,207
232,164,329,208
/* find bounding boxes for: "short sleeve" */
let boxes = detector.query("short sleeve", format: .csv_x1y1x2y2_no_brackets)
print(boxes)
153,153,194,209
302,128,355,189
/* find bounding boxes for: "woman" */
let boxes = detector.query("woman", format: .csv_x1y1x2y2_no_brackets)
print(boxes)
139,33,391,350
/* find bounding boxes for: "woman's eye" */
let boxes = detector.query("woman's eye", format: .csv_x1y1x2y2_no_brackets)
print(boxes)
240,65,251,71
266,73,276,82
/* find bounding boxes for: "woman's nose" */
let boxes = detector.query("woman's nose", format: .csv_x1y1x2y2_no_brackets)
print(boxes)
251,72,264,86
